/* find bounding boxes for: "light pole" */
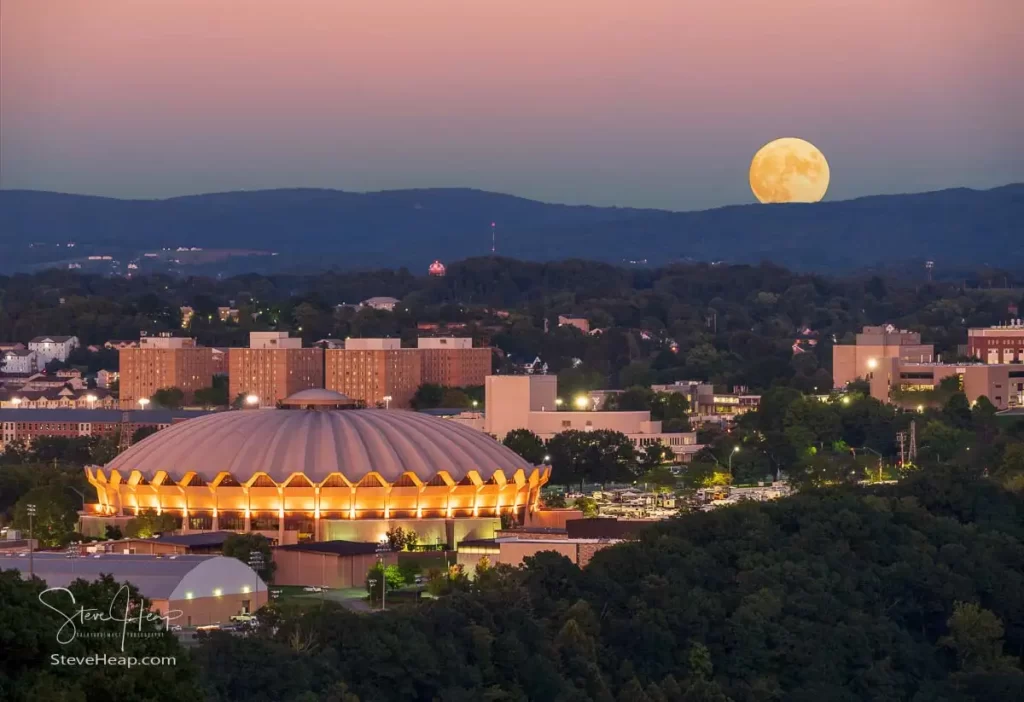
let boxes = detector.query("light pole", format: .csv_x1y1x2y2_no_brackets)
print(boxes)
245,394,259,409
65,486,86,533
11,397,21,407
27,503,36,578
138,398,150,410
574,395,589,410
247,551,264,615
374,542,390,611
383,395,392,410
728,446,740,474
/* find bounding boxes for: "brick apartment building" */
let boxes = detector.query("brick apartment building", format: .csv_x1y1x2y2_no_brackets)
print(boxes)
0,408,212,449
324,339,420,408
417,337,492,387
228,332,323,407
118,334,215,408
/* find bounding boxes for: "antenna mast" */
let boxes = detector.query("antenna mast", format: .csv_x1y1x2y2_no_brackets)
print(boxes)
491,222,496,254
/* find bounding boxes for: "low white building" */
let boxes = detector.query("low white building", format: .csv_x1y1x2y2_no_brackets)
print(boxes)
360,296,400,312
484,375,702,461
28,335,79,365
1,349,37,374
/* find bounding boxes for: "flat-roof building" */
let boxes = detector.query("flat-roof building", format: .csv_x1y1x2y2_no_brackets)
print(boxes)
484,375,701,460
869,357,1024,410
119,334,215,408
967,322,1024,364
832,325,935,389
228,332,323,408
417,337,492,387
325,340,420,408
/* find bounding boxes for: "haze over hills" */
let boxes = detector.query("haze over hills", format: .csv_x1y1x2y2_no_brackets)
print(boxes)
0,185,1021,274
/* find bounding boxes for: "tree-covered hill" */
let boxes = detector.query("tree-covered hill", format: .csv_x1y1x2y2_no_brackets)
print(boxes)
187,469,1023,702
1,184,1021,273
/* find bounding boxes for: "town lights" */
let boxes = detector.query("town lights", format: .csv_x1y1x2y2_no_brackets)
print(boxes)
555,398,563,407
574,396,590,410
383,395,392,409
138,398,150,409
543,454,551,463
10,397,21,406
841,396,850,405
245,394,259,407
917,405,924,413
85,394,97,405
866,358,878,370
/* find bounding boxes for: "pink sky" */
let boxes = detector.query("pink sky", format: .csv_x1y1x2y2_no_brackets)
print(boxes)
1,0,1021,208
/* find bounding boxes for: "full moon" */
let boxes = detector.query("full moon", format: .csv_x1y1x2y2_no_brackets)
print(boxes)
749,137,830,203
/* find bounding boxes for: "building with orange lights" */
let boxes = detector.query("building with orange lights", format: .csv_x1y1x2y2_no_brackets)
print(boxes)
83,390,549,548
118,334,216,408
228,332,323,408
324,339,420,408
417,337,492,387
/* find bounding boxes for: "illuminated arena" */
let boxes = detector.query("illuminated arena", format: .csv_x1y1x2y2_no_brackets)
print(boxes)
84,390,549,546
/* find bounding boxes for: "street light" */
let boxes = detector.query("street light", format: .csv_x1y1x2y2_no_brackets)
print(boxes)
574,395,589,410
555,398,563,407
245,394,259,408
866,358,878,370
373,542,390,611
11,397,21,407
841,396,850,406
247,551,264,615
543,454,551,463
383,395,392,410
471,400,478,409
85,394,97,408
138,398,150,409
27,504,36,578
728,446,740,474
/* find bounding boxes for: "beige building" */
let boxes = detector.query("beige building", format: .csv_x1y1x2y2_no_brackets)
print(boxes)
832,325,935,389
484,375,700,460
417,337,492,387
272,541,398,589
558,316,591,333
228,332,323,408
325,339,420,408
967,322,1024,364
119,334,215,408
869,357,1024,410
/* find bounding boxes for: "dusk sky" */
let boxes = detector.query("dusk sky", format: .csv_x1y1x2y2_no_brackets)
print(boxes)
2,0,1021,210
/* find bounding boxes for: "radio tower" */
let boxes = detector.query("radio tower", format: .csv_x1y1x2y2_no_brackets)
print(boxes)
909,420,918,463
896,430,907,466
490,222,496,254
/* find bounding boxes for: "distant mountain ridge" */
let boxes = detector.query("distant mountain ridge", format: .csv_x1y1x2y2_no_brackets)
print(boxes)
0,184,1021,273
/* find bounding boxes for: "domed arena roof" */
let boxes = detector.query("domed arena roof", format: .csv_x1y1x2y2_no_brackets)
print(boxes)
103,409,534,483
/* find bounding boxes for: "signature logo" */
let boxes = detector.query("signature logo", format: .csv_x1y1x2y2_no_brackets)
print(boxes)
38,585,182,651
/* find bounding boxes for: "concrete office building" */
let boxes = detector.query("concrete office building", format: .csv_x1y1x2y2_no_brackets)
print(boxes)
417,337,492,387
832,325,935,389
119,334,215,408
868,357,1024,410
325,339,420,408
83,389,550,547
967,322,1024,364
0,552,267,627
228,332,323,408
484,375,701,460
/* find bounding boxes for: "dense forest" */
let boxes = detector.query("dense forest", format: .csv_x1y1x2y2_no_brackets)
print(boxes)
3,469,1022,701
2,259,1023,393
